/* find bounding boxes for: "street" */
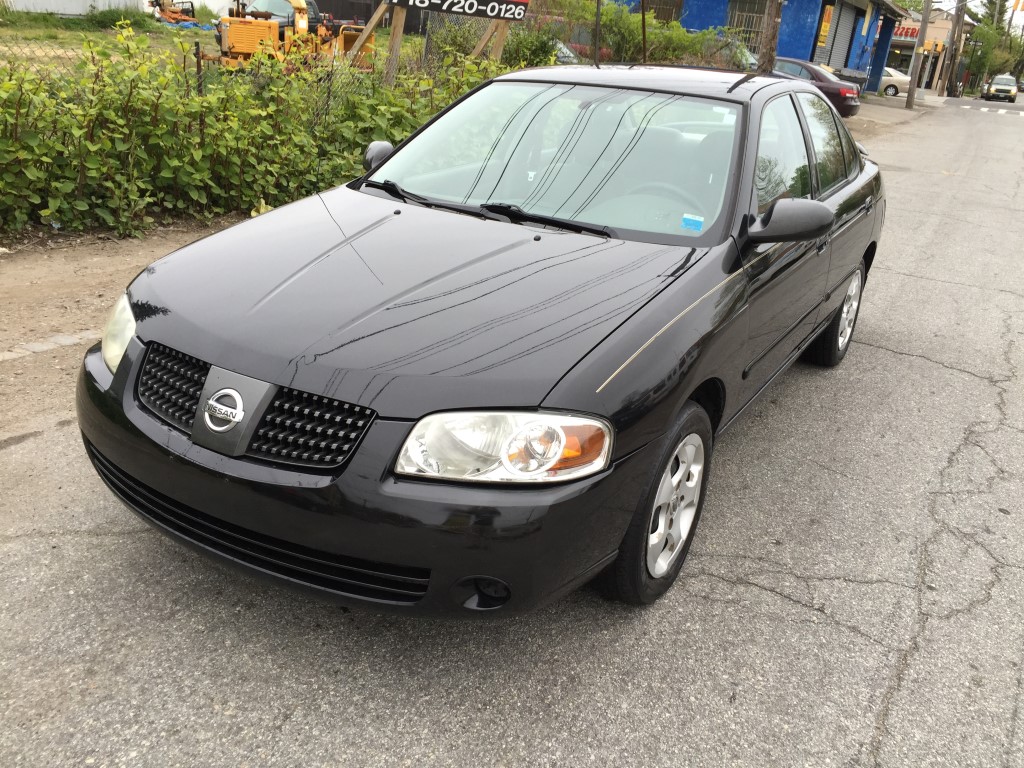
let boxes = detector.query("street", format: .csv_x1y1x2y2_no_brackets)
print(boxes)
2,98,1022,767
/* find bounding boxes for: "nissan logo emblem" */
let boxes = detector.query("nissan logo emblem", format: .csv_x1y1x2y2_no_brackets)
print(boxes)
203,388,245,433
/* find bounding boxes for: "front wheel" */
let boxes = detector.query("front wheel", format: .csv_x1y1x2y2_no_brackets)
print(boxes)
884,84,898,96
602,401,713,605
804,262,864,367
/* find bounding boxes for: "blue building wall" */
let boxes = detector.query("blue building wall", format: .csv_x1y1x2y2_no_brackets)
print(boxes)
679,0,728,31
865,16,896,91
777,0,825,60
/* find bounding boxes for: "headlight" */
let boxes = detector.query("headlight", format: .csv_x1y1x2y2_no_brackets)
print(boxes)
395,411,612,483
101,293,136,373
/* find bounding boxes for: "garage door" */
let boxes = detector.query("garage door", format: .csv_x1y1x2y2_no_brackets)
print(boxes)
814,1,857,68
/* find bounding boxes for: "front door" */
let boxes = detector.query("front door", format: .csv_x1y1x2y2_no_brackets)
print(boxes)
740,94,831,392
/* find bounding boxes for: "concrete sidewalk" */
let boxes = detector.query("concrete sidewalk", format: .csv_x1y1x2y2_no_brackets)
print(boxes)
844,89,944,139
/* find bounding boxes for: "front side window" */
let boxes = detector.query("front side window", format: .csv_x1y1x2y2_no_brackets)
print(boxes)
754,97,811,214
796,92,846,195
366,82,740,243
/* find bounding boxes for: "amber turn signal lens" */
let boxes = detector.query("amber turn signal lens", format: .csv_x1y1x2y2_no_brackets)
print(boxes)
550,425,608,471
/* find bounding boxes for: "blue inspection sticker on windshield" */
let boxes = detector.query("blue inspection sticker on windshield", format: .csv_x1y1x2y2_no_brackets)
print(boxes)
681,214,704,233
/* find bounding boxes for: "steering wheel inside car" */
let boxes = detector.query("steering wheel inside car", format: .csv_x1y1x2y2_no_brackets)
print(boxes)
628,182,705,218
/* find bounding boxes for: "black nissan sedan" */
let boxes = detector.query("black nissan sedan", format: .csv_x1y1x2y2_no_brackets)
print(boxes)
78,67,884,614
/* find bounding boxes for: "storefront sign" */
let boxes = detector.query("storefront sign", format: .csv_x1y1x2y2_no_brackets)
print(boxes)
893,25,919,41
816,6,833,48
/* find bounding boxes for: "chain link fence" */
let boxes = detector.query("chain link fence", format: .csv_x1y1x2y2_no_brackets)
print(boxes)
0,35,88,80
423,11,489,68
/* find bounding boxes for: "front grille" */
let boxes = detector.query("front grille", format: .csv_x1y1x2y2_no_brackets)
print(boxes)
246,388,375,470
86,442,431,604
137,343,211,432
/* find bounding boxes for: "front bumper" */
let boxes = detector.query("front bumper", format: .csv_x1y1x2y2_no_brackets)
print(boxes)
77,342,659,615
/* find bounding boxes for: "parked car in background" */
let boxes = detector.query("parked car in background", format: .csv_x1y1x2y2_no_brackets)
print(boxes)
880,67,911,96
79,67,884,615
983,74,1018,103
775,56,861,116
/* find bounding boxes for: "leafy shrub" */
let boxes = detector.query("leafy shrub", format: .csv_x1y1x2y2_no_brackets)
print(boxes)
0,23,506,236
0,7,161,32
501,25,559,68
599,6,746,67
427,19,483,57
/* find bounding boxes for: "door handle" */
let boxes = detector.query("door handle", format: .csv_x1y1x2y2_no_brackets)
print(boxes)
815,238,829,254
863,199,874,215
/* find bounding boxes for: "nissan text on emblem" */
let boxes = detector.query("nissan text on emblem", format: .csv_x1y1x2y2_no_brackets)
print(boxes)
204,388,245,432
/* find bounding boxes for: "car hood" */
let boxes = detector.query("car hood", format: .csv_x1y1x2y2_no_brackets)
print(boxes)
129,186,702,418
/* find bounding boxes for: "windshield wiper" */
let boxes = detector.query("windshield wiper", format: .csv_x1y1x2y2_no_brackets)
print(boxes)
359,179,497,220
480,202,617,239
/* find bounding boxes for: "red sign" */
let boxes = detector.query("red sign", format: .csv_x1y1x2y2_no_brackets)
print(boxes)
893,25,919,40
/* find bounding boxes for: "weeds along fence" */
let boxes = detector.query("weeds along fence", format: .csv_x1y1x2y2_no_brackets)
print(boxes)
0,23,504,236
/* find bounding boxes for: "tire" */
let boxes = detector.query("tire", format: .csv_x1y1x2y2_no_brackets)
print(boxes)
884,85,898,96
602,401,713,605
804,262,865,367
1012,97,1017,104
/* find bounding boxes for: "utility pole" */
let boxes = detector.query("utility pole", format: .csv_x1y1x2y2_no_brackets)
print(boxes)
941,0,967,97
757,0,783,74
640,0,647,64
906,0,932,109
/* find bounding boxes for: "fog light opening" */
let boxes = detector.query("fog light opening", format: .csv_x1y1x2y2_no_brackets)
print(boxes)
455,576,512,611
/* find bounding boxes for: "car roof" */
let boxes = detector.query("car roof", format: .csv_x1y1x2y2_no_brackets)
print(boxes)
495,65,788,102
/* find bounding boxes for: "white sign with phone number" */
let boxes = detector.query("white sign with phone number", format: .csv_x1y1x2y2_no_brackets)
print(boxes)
388,0,529,21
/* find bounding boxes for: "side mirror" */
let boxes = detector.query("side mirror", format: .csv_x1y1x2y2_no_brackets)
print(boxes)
363,141,394,172
747,198,834,244
856,141,869,156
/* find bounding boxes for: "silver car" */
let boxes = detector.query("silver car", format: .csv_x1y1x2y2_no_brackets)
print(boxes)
880,67,911,96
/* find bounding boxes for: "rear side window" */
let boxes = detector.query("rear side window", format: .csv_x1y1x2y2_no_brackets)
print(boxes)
754,96,812,214
836,115,860,181
796,92,846,195
776,61,807,79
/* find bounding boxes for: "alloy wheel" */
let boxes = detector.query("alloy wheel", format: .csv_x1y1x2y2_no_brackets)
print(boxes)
647,433,704,578
838,271,862,351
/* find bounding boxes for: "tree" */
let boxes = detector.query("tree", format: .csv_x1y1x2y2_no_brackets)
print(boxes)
966,0,1009,30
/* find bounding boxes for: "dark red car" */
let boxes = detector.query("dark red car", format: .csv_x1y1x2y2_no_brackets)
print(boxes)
775,57,861,117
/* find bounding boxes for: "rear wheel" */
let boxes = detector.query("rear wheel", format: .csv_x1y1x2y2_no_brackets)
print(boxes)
884,84,898,96
603,401,712,605
804,262,864,367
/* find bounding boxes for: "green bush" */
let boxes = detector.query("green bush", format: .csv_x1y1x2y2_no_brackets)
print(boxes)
599,6,747,67
427,19,483,57
0,7,161,32
501,25,558,69
0,23,506,236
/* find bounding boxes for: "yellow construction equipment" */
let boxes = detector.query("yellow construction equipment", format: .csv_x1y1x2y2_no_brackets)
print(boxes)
216,0,374,68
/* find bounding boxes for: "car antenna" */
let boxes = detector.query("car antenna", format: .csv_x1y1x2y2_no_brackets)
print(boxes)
727,72,758,93
593,0,601,69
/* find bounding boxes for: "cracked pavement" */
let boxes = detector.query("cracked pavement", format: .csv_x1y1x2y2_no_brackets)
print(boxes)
2,103,1023,767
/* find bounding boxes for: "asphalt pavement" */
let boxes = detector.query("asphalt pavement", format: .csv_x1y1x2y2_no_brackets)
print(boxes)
2,98,1023,767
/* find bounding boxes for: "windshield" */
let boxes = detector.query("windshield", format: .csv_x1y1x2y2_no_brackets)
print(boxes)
366,81,740,243
993,76,1016,86
247,0,293,17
